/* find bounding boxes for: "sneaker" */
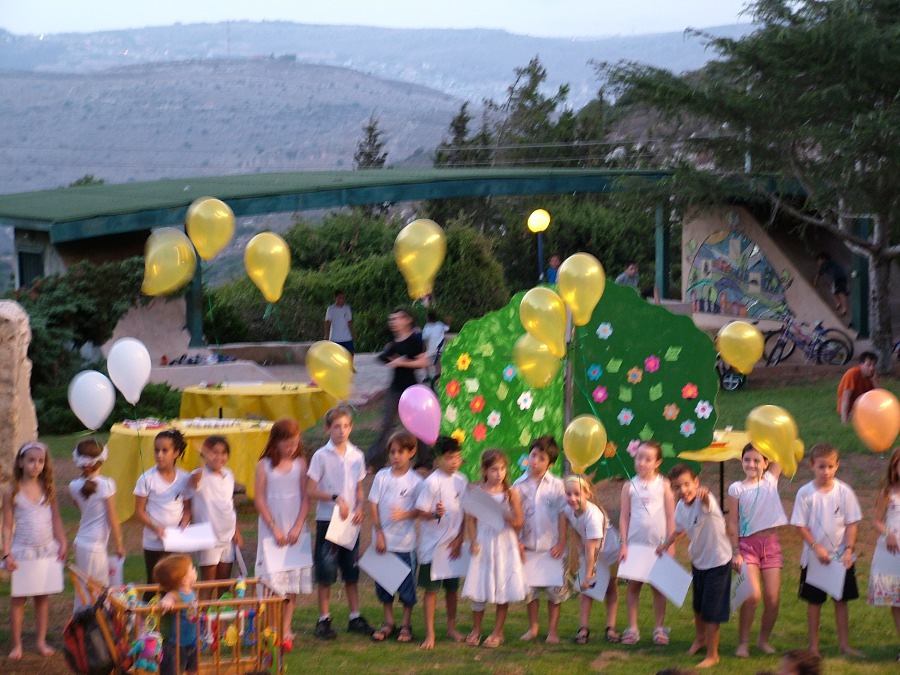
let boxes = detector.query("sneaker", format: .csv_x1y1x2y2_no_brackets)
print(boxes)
348,616,375,636
315,617,337,640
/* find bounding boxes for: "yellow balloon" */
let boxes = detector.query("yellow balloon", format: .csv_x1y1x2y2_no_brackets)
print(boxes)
563,415,608,473
746,404,803,477
394,219,446,299
519,287,567,358
244,232,291,303
141,228,197,296
306,340,352,400
558,253,606,326
186,197,235,261
717,321,764,374
513,333,562,389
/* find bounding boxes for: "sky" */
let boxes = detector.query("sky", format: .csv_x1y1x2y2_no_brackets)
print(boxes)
0,0,752,38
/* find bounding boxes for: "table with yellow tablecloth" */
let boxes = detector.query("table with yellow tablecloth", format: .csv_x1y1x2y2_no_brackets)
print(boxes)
179,382,336,430
104,419,272,522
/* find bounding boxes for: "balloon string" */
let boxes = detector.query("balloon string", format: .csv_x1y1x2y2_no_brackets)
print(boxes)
202,261,221,354
266,304,295,364
263,303,273,320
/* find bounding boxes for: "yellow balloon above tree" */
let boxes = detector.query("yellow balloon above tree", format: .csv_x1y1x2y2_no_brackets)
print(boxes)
558,253,605,326
142,228,197,296
186,197,235,261
395,219,446,299
245,232,291,303
520,287,567,358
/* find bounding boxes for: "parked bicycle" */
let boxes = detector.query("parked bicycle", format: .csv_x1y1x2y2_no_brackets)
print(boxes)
765,315,851,366
761,317,854,363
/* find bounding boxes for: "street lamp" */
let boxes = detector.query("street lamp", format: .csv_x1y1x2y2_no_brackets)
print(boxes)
527,209,551,283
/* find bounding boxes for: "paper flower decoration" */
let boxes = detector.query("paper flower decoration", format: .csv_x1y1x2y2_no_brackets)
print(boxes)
681,383,698,399
592,386,608,404
517,391,534,410
617,408,634,426
644,355,660,373
587,364,603,381
470,395,485,414
694,400,713,419
627,367,643,384
626,439,641,456
502,365,516,382
680,420,696,437
604,441,618,458
473,423,487,442
451,428,466,445
663,403,680,421
486,411,501,428
456,353,472,371
596,322,613,339
445,379,460,398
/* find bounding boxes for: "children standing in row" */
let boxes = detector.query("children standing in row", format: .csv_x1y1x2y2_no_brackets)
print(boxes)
2,441,68,659
69,439,124,609
868,446,900,661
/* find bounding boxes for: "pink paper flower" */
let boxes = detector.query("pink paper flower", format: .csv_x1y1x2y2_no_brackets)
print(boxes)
644,355,660,373
626,439,641,457
592,386,608,404
694,400,713,419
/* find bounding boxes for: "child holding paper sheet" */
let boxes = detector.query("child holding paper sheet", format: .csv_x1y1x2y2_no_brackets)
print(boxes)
133,429,192,596
659,464,732,669
2,441,67,659
69,438,125,610
191,435,242,599
790,443,863,658
726,442,788,658
619,440,675,646
415,435,468,650
867,446,900,661
254,418,312,645
369,431,423,644
462,449,526,648
513,435,568,644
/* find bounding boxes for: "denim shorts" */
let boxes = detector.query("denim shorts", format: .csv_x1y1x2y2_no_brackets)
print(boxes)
374,550,417,607
314,519,360,585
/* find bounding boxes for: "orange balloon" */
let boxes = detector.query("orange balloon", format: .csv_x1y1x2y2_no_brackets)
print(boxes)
851,389,900,453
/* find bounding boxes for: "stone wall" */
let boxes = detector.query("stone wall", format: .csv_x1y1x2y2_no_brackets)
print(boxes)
0,301,38,483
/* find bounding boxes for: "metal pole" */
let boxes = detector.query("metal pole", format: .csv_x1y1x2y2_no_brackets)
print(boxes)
537,231,544,283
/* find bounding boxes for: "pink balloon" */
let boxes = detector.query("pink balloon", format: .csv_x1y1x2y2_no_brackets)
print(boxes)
398,384,441,445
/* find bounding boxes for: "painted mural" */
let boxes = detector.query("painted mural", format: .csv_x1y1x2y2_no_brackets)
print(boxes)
687,230,791,319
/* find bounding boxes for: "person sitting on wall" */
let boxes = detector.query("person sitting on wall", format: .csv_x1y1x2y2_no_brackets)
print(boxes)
813,252,849,317
837,351,879,423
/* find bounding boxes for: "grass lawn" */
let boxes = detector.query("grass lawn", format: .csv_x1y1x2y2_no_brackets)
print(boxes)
2,376,899,673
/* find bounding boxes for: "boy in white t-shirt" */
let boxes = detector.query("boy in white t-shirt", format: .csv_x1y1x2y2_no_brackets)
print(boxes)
660,464,732,669
415,436,467,650
306,407,373,639
369,431,423,644
790,443,863,658
325,290,355,366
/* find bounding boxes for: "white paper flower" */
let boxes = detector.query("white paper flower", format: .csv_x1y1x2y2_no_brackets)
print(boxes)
486,411,501,428
596,322,613,339
445,405,458,423
517,391,534,410
694,400,713,419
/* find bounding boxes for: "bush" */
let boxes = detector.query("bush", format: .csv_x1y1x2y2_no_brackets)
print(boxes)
283,212,401,271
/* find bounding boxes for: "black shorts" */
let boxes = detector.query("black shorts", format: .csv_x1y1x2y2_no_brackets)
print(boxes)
798,564,859,605
831,278,848,295
161,643,197,675
417,563,460,593
692,562,731,624
314,519,361,585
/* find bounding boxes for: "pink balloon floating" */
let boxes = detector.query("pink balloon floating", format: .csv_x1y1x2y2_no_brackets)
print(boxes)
398,384,441,445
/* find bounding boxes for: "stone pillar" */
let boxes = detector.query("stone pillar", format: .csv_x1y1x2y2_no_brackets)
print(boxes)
0,301,38,484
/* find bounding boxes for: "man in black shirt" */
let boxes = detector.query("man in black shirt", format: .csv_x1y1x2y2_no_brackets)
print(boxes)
365,307,428,471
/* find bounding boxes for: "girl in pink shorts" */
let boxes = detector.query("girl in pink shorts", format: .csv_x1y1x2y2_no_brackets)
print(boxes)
726,443,788,658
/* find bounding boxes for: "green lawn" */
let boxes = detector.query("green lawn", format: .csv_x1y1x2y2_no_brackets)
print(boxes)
2,377,899,673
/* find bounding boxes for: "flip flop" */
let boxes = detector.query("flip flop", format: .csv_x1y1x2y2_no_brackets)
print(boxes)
620,628,640,645
573,626,590,645
482,635,504,649
465,632,482,647
605,627,620,643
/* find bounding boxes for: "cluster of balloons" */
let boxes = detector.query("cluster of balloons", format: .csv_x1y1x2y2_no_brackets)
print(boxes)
852,389,900,453
516,253,606,389
717,321,764,375
746,404,805,477
67,338,152,430
395,219,446,300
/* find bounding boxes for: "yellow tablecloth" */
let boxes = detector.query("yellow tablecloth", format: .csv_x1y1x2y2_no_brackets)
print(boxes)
678,430,750,463
179,382,336,430
104,419,272,522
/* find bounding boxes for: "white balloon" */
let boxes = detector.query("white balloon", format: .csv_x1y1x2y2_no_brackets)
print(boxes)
107,337,152,405
68,370,116,430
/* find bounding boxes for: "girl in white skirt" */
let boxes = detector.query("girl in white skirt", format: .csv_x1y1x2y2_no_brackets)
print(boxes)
868,446,900,661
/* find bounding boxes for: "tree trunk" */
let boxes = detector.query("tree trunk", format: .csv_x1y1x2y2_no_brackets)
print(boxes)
867,252,894,375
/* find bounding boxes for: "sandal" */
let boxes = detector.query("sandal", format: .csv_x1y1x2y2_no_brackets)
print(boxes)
465,632,482,647
573,626,590,645
620,628,640,645
482,635,504,649
605,626,620,643
397,625,413,643
371,623,396,642
652,626,670,645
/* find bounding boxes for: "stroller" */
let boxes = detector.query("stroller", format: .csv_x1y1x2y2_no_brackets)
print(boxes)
717,356,746,391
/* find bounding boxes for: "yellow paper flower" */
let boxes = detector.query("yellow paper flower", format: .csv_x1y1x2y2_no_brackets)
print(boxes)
451,428,466,445
456,352,472,371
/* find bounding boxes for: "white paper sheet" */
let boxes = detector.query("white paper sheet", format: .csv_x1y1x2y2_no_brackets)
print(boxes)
108,556,125,587
872,538,900,577
578,561,611,602
648,553,692,608
325,507,361,550
431,541,471,580
731,562,753,614
162,522,217,552
359,547,412,596
616,543,657,583
11,557,64,597
262,533,313,573
522,550,565,588
461,487,505,531
806,556,847,600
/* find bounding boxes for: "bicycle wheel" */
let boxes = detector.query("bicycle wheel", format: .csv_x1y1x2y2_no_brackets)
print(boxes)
766,340,788,366
817,338,851,366
764,330,795,361
822,328,854,360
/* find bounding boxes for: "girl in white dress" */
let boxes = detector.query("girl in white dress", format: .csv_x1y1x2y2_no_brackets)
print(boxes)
463,449,525,648
868,446,900,661
618,440,675,645
69,439,125,609
254,418,311,643
1,441,67,660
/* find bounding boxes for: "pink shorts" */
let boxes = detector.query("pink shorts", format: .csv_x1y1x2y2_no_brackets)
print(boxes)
739,533,783,570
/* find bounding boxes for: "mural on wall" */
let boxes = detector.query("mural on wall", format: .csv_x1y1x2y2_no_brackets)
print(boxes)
687,230,791,319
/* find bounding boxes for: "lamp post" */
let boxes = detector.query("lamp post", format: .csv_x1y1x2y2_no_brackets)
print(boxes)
527,209,551,284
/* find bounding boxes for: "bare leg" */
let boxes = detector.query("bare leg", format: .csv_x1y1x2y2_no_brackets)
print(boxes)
34,595,54,656
346,582,360,613
892,606,900,640
687,612,706,655
736,564,762,657
697,622,720,668
446,590,463,641
9,596,25,659
605,578,619,633
626,580,643,632
401,604,413,628
521,599,539,640
282,594,296,637
383,602,395,627
317,584,331,617
469,608,485,640
546,601,561,643
651,587,667,629
806,602,821,656
757,566,780,653
199,565,217,600
489,603,509,641
835,600,864,656
216,561,233,583
420,591,437,650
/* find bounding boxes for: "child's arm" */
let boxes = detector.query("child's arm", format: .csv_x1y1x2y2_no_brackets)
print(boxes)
726,494,742,570
179,497,192,529
352,479,365,525
189,468,202,490
104,495,126,558
466,514,479,554
306,477,350,520
370,499,387,553
157,590,179,611
550,512,567,558
448,511,466,560
842,521,858,569
656,530,686,556
662,477,676,555
874,490,899,553
254,462,285,546
287,459,310,545
505,489,524,531
796,524,831,564
618,482,630,562
768,461,783,480
2,486,16,570
50,494,68,561
581,539,599,589
133,495,166,541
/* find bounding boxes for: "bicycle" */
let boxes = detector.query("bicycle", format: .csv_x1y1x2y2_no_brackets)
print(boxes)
765,315,851,366
761,318,854,363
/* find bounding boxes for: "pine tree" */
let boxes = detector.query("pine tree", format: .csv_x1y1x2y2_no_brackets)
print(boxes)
353,114,388,169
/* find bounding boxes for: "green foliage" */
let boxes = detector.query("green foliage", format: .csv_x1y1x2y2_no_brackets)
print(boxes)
67,174,105,187
354,114,388,169
282,212,400,272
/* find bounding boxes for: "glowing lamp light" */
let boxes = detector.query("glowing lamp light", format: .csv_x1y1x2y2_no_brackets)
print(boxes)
527,209,551,233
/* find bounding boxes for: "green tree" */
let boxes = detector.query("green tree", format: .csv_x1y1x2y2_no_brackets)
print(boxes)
67,174,105,187
354,114,388,169
602,0,900,370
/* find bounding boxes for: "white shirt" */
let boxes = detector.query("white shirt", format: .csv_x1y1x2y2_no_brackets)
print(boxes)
415,469,468,563
133,467,192,550
790,479,861,567
325,303,353,342
421,321,449,357
513,472,565,551
191,466,237,543
369,467,423,552
728,471,788,537
307,440,366,521
564,501,606,544
675,494,732,570
69,476,116,551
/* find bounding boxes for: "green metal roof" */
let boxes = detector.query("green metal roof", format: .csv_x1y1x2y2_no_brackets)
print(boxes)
0,168,672,244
